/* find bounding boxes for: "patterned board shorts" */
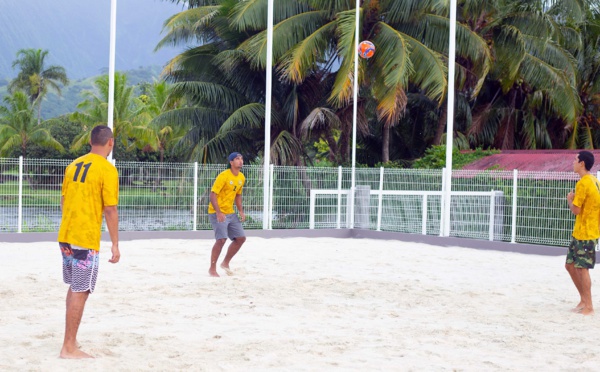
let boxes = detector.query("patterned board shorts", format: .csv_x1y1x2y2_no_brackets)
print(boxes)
59,242,99,293
566,237,597,269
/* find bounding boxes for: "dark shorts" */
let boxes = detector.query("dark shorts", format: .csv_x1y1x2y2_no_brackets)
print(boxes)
209,213,245,241
59,242,100,293
566,237,597,269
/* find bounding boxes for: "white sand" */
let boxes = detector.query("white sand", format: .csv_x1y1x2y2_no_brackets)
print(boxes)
1,237,599,371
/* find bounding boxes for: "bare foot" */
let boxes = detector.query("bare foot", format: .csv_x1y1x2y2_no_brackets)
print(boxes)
581,308,595,316
59,347,94,359
208,268,220,277
570,306,584,313
220,264,234,276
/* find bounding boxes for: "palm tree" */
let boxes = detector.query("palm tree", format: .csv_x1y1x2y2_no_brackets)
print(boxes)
239,0,491,162
128,81,186,184
155,0,308,165
70,72,146,153
567,3,600,149
0,90,64,157
466,0,585,150
9,49,69,125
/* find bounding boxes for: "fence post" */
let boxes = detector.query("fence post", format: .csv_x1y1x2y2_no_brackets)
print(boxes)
489,190,496,241
422,195,428,235
309,190,316,229
376,167,384,231
18,156,23,233
511,169,518,243
439,168,446,237
337,166,342,229
193,162,198,231
269,164,274,229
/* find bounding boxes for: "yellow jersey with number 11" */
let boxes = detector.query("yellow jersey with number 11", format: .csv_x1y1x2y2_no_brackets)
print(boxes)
58,153,119,251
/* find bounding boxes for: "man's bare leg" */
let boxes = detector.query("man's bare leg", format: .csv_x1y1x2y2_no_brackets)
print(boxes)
576,268,594,315
209,239,226,277
220,237,246,274
60,288,93,358
566,263,585,312
65,289,81,348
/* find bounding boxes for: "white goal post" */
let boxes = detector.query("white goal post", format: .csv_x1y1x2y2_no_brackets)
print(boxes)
309,189,505,241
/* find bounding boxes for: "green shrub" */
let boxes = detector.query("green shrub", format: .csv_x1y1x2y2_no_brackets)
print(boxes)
412,145,500,169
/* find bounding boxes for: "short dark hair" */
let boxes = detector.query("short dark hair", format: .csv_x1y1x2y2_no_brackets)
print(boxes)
578,150,595,171
90,125,113,146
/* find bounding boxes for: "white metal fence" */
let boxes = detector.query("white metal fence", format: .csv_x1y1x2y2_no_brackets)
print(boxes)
0,157,585,247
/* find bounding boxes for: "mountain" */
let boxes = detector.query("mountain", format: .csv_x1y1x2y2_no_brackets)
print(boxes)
0,0,185,80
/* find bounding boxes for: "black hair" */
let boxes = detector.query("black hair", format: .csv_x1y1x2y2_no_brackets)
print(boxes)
578,150,595,171
91,125,113,146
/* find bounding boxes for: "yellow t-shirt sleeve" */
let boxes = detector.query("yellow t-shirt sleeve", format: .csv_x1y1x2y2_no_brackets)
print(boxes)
573,181,586,207
211,173,226,194
103,167,119,206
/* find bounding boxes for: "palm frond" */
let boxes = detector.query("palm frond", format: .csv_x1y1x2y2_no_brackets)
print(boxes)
155,6,221,50
170,81,248,111
520,53,581,122
238,11,329,70
230,0,311,32
278,21,337,83
328,9,361,107
217,103,266,133
269,130,305,165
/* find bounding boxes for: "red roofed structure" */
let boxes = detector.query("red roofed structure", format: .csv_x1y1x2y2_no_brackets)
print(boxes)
462,150,600,173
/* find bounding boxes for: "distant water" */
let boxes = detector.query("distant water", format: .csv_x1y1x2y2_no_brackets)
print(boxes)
0,207,198,233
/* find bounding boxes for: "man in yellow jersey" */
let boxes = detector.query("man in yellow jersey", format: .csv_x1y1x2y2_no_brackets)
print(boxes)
57,125,120,358
208,152,246,277
566,150,600,316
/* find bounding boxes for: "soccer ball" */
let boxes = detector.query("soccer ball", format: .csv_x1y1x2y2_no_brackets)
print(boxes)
358,40,375,59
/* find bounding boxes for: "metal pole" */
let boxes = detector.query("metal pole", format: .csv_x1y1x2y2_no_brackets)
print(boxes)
193,162,198,231
350,0,360,229
337,166,342,229
18,156,23,233
262,0,274,229
376,167,384,231
511,169,518,243
443,0,457,236
107,0,117,162
269,163,274,229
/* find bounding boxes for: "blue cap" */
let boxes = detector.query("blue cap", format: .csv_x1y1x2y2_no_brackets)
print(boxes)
228,152,242,162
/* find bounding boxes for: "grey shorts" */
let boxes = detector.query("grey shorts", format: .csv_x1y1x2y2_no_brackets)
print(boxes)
209,213,245,241
59,242,99,293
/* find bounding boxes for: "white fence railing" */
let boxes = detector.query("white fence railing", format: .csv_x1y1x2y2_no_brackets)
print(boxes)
0,157,588,247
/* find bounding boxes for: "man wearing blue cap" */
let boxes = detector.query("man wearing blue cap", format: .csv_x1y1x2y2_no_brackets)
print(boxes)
207,152,246,277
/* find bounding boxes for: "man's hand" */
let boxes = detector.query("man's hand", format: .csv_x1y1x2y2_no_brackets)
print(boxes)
216,211,226,223
567,189,581,215
567,189,575,203
239,211,246,222
108,243,120,263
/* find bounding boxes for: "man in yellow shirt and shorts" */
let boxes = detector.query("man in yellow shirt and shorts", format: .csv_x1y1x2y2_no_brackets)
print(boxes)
566,150,600,316
208,152,246,277
57,125,120,358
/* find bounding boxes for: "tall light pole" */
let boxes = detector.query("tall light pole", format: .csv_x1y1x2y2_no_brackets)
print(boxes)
350,0,360,229
108,0,117,163
442,0,457,236
262,0,274,229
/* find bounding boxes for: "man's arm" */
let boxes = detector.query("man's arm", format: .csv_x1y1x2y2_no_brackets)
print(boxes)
235,194,245,222
60,196,64,212
104,205,120,263
210,191,226,222
567,190,582,215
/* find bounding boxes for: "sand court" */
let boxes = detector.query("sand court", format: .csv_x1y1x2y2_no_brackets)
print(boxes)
1,237,600,370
